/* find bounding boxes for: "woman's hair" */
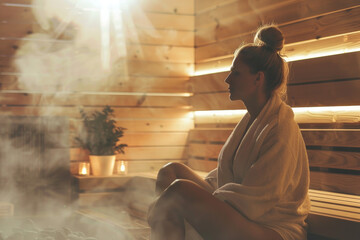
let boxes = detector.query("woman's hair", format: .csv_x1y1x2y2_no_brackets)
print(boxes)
234,24,289,99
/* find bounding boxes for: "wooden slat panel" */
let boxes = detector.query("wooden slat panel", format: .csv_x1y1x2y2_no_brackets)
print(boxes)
71,146,186,161
71,118,194,132
193,52,360,92
287,80,360,107
0,23,194,47
189,143,222,159
196,0,360,45
1,60,193,78
302,130,360,148
192,79,360,110
308,150,360,170
289,51,360,84
0,39,193,63
195,6,360,62
0,75,190,93
0,0,194,14
136,0,194,14
192,92,245,110
70,132,189,148
0,5,194,30
120,132,189,146
310,171,360,195
0,106,191,119
191,71,228,93
0,93,190,107
189,129,232,142
187,158,217,172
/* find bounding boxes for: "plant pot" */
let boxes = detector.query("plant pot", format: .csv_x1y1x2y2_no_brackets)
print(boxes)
89,155,116,176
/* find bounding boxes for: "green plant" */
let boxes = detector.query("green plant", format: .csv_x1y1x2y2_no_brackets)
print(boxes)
75,106,127,155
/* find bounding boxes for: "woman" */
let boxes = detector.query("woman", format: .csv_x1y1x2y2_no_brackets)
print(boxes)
147,25,310,240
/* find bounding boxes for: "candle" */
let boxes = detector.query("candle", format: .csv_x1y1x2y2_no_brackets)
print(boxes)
116,160,128,175
78,162,90,176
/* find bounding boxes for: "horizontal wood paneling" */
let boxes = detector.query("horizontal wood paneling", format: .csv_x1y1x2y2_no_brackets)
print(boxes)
71,146,186,161
289,51,360,84
308,150,360,171
195,5,360,62
310,171,360,195
196,0,360,45
71,119,194,132
0,93,190,107
0,106,192,119
287,80,360,107
0,76,190,92
187,158,217,172
191,79,360,110
302,130,360,148
0,0,195,15
0,41,194,64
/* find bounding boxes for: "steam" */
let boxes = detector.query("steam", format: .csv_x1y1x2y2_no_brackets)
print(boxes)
0,0,155,238
13,0,137,93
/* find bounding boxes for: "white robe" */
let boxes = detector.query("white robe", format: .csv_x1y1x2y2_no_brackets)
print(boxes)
187,95,310,240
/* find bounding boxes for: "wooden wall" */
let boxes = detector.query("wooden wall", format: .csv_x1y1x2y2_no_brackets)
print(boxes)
0,0,195,174
190,0,360,196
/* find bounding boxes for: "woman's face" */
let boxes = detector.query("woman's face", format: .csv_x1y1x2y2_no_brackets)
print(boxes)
225,59,258,102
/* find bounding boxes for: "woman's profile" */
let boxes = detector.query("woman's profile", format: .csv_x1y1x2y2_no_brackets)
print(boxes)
147,24,310,240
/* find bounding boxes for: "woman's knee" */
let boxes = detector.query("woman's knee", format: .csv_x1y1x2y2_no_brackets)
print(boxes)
157,162,186,180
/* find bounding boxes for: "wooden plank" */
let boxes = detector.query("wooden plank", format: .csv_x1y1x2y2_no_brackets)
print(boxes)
121,132,189,146
287,79,360,107
195,0,235,13
289,51,360,84
71,146,186,161
0,92,190,107
0,0,194,15
196,0,360,45
0,39,193,63
309,189,360,205
189,143,222,159
310,171,360,195
70,132,189,148
189,129,232,142
0,106,192,119
136,0,195,15
308,150,360,171
195,6,360,62
187,158,217,172
0,75,190,93
302,130,360,148
71,118,194,132
307,212,360,240
0,22,194,47
192,92,245,110
191,71,228,93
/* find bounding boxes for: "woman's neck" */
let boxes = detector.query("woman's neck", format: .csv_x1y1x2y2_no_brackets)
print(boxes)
244,94,270,122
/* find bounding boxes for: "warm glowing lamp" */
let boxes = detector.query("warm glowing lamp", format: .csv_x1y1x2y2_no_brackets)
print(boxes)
78,162,90,176
116,160,128,175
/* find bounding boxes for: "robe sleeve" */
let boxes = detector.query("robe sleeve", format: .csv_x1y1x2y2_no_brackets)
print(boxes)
204,168,218,190
213,128,299,220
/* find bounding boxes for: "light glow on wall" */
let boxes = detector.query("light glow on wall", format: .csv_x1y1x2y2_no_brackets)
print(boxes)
194,106,360,124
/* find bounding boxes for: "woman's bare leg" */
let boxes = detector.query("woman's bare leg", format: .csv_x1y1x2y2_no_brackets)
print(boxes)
148,179,283,240
155,162,213,195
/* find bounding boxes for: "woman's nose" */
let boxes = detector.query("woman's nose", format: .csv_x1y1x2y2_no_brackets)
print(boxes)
225,73,231,84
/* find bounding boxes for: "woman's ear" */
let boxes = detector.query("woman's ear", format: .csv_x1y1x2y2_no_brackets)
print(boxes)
255,71,265,86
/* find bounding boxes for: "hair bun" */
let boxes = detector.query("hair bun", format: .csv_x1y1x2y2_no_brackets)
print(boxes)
254,25,284,52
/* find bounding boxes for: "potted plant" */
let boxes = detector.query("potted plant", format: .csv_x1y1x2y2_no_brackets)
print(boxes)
75,106,127,176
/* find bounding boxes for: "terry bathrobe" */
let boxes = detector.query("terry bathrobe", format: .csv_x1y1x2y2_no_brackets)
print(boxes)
186,94,311,240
